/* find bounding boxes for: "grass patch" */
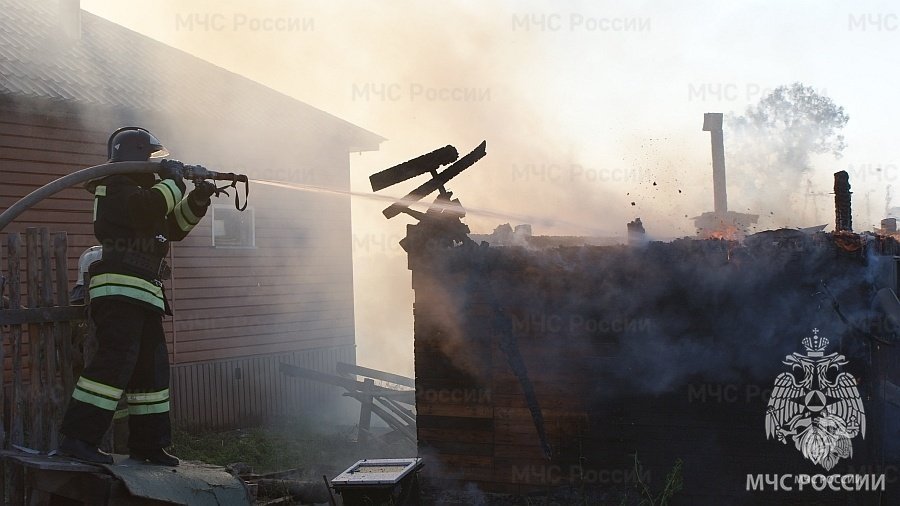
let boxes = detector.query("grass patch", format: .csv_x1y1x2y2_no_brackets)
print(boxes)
170,416,361,474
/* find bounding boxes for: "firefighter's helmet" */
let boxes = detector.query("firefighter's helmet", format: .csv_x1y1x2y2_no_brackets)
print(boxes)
106,127,169,162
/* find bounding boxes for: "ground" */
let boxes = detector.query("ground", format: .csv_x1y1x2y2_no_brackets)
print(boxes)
169,415,416,504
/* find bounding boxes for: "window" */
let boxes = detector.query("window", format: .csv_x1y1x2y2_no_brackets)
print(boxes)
212,205,255,248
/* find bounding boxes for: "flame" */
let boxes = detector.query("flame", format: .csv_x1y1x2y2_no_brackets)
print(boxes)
832,231,862,253
704,223,742,241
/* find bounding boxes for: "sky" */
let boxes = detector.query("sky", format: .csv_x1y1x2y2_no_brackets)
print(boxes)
80,0,900,376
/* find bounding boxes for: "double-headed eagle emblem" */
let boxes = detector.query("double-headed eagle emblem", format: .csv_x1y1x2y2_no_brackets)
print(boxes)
765,329,865,470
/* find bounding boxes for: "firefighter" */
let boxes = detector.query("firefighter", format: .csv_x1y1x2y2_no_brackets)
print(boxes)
59,127,218,465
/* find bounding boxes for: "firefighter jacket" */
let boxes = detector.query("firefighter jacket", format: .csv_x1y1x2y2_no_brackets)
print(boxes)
88,173,209,314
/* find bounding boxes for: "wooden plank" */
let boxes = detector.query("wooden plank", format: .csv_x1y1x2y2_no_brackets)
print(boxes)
419,454,492,475
345,389,416,442
224,360,235,427
0,305,85,325
173,243,358,257
356,378,374,444
7,233,25,446
55,232,75,399
335,362,414,388
167,265,350,280
0,172,93,191
0,120,108,145
213,361,223,428
174,286,351,304
279,363,414,402
173,323,354,350
187,362,198,427
0,107,112,131
38,228,59,450
25,227,46,451
171,255,355,271
0,210,93,227
0,196,92,213
0,146,106,167
174,299,344,319
0,132,109,156
0,218,93,237
417,428,493,445
236,358,248,427
0,243,4,449
169,273,351,289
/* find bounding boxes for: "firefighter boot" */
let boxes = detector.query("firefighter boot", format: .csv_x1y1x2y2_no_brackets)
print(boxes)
130,447,179,466
59,436,114,465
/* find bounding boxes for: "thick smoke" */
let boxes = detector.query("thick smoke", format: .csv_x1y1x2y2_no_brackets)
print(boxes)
414,230,884,399
724,83,850,229
73,2,888,438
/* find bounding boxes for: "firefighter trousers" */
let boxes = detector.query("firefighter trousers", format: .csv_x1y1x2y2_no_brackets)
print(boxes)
60,298,171,450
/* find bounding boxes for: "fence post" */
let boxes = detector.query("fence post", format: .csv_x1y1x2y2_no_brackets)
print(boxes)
25,227,45,451
8,233,24,447
39,228,59,450
6,233,24,506
53,233,73,396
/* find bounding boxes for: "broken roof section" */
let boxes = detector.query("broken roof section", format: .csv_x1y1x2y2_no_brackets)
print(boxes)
0,0,384,153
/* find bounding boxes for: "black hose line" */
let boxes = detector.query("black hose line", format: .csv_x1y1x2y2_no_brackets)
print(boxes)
0,161,161,232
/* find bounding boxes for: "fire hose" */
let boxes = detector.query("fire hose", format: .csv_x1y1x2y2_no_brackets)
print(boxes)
0,160,249,232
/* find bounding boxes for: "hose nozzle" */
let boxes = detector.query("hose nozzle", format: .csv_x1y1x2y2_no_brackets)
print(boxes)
183,164,250,211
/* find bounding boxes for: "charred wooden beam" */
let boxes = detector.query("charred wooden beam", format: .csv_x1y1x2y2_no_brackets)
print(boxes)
278,363,414,404
342,391,417,442
336,362,415,388
485,281,552,460
382,141,486,219
370,145,459,192
834,170,852,232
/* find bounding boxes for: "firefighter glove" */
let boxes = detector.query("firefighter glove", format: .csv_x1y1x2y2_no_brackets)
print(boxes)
159,159,186,192
189,180,217,206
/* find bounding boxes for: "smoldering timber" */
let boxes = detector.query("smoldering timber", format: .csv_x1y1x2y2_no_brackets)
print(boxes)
410,229,900,505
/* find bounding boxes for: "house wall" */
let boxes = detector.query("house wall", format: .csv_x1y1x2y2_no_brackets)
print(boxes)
170,345,354,430
1,95,360,427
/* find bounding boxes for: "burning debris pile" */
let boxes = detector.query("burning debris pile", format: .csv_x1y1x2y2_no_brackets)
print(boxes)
370,132,900,504
405,226,900,504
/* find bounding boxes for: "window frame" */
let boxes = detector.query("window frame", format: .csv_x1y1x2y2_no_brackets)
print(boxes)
211,204,256,249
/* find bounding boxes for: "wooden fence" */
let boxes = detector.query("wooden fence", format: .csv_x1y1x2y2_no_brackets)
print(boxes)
1,228,85,454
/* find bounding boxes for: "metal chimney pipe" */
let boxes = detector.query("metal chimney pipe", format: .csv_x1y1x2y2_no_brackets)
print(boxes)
59,0,81,40
703,113,727,214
